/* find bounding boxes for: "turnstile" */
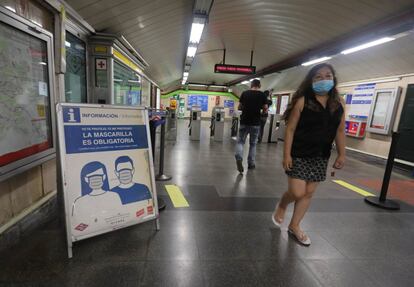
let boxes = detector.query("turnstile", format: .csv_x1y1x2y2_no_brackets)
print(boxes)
272,114,285,141
231,111,241,138
166,109,177,141
210,107,225,141
189,105,201,141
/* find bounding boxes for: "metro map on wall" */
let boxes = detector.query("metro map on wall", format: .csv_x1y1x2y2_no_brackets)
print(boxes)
187,95,208,111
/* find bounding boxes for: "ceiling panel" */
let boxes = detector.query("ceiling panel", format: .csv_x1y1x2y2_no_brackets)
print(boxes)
66,0,193,90
65,0,414,90
190,0,414,85
256,32,414,92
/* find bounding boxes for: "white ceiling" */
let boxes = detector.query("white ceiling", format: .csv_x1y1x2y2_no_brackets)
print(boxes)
191,0,414,85
256,31,414,92
65,0,194,90
65,0,414,91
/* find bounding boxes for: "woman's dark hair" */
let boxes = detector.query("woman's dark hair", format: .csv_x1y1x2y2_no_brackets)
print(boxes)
283,63,341,122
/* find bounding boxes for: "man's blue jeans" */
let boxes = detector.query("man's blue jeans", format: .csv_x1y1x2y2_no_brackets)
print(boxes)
235,125,260,165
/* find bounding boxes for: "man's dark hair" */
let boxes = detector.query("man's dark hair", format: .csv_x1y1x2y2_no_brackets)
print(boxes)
115,156,134,170
251,79,261,88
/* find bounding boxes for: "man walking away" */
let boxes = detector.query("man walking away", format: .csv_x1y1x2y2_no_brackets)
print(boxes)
235,79,268,173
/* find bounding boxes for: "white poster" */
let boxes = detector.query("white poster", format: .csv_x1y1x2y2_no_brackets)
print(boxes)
57,104,158,255
347,83,376,118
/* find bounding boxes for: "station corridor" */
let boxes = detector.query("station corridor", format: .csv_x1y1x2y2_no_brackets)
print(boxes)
1,121,413,287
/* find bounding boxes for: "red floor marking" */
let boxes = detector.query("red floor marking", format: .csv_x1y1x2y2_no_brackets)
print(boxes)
356,179,414,206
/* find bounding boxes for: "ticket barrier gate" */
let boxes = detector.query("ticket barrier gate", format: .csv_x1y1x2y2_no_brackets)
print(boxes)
260,116,271,143
272,114,285,141
210,107,225,141
166,108,177,141
231,111,241,138
189,106,202,141
260,114,282,143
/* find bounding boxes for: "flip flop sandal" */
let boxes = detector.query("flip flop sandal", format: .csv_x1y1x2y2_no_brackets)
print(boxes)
288,228,311,246
271,203,284,228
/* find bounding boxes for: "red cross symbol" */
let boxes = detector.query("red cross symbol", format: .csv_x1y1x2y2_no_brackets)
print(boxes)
96,59,107,70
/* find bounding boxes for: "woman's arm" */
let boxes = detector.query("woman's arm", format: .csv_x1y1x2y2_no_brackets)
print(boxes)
283,97,304,170
334,100,346,169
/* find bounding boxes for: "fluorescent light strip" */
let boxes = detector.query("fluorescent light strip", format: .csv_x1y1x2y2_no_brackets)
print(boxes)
301,56,331,66
189,23,205,44
341,37,395,55
183,72,189,77
189,84,207,87
209,85,228,88
5,6,16,13
187,46,197,58
241,80,250,84
249,78,260,82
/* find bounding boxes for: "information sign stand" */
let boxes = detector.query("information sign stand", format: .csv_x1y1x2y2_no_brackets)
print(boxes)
56,103,159,258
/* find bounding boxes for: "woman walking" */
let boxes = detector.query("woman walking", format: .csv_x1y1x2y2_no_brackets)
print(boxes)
272,63,346,246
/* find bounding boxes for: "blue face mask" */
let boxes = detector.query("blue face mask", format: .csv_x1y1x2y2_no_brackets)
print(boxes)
312,79,334,95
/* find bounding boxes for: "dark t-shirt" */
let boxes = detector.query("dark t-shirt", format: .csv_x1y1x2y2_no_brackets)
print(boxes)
239,90,267,125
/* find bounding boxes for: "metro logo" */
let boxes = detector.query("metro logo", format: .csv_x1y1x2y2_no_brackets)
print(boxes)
136,209,145,217
75,223,89,231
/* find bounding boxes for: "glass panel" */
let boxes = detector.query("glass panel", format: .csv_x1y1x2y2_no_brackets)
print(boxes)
370,91,391,129
113,61,141,106
65,32,87,103
0,21,52,166
141,77,150,107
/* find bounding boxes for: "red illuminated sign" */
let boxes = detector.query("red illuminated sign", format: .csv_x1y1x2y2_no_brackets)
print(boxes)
214,64,256,75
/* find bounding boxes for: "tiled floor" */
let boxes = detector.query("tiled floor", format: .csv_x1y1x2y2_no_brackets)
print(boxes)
1,119,413,287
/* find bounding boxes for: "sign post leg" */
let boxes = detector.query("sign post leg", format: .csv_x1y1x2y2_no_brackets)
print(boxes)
364,132,401,210
67,243,73,259
155,218,160,231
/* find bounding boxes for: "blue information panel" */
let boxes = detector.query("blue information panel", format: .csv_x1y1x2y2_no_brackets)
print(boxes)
188,95,208,111
224,100,234,108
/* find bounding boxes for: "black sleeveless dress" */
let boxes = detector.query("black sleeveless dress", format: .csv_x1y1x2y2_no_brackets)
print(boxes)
286,95,343,182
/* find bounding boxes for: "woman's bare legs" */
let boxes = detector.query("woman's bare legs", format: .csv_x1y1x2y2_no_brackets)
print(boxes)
273,178,306,224
288,182,318,240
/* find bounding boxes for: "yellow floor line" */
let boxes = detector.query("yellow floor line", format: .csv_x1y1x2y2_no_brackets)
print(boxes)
165,185,189,208
333,180,375,197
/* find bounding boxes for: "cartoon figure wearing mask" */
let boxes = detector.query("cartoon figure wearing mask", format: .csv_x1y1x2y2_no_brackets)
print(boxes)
72,161,122,234
112,156,152,205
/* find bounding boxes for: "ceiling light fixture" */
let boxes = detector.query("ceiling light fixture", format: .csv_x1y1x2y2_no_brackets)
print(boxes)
301,56,332,66
187,46,197,58
189,23,205,44
189,83,207,87
209,85,228,88
182,13,208,87
341,37,395,55
241,80,250,85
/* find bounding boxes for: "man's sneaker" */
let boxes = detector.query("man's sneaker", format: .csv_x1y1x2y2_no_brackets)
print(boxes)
236,159,244,173
248,164,256,170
